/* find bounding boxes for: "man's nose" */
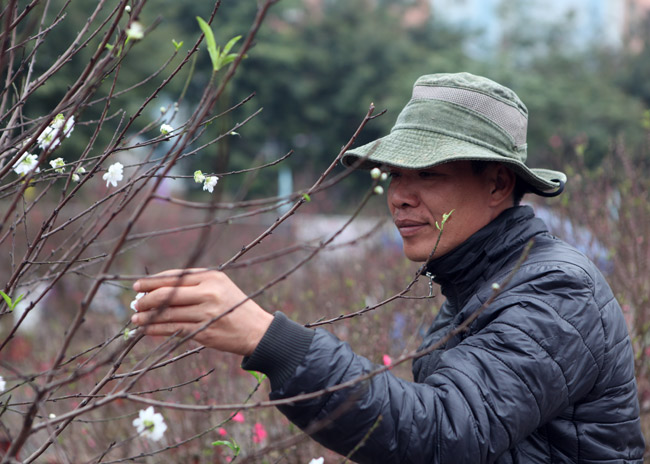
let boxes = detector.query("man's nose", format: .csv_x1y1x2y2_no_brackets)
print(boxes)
388,178,420,209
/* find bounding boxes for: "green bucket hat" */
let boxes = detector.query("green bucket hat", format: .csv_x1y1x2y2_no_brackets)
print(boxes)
342,72,566,196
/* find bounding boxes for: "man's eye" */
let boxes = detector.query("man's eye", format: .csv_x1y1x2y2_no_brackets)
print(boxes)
419,171,438,178
388,172,400,179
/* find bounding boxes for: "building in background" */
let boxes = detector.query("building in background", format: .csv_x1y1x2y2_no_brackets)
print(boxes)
624,0,650,51
429,0,650,54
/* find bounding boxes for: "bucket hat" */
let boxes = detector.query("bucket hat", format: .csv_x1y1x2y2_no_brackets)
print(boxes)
342,72,566,196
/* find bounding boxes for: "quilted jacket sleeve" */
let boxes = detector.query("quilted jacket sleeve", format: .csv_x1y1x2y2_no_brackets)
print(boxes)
242,265,607,464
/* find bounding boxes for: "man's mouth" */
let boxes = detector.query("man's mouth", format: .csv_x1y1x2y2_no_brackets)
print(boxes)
394,219,428,237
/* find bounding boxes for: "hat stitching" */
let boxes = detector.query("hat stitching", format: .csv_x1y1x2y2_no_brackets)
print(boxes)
400,99,521,149
410,86,527,146
414,83,527,116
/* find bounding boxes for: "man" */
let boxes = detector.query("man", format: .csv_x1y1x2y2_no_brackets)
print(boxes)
131,73,645,462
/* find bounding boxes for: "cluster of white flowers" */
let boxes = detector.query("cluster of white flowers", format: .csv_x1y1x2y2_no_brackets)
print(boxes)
71,166,86,182
12,114,84,181
160,123,173,135
133,406,167,442
102,162,124,188
126,21,144,40
194,170,219,193
49,157,65,173
37,114,74,152
13,153,40,175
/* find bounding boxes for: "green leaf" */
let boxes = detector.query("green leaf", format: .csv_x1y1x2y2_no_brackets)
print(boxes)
172,39,183,51
196,16,218,71
212,439,240,456
0,291,23,312
222,35,241,56
0,291,12,308
302,193,311,202
246,370,266,383
12,293,24,308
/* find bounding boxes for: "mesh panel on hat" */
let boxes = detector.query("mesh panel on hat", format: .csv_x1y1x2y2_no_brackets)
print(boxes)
412,86,527,147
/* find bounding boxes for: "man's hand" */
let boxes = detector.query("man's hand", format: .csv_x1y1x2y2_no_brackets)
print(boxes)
130,269,273,356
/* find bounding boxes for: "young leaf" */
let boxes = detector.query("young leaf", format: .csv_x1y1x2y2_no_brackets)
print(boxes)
196,16,218,71
0,291,23,312
222,35,241,56
0,291,12,308
212,439,240,456
302,193,311,202
172,39,183,51
12,293,24,308
246,370,267,383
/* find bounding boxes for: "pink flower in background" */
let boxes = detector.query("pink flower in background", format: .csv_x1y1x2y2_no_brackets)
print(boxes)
382,354,392,367
645,346,650,358
232,412,244,423
252,422,267,443
217,427,227,436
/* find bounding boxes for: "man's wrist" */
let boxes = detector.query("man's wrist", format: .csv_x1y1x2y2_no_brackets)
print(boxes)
241,312,315,390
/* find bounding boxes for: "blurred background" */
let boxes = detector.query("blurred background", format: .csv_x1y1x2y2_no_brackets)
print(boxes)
2,0,649,461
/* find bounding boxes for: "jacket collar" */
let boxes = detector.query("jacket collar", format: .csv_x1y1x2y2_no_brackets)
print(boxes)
424,205,547,309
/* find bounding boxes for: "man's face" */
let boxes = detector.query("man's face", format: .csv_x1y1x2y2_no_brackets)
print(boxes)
387,161,502,262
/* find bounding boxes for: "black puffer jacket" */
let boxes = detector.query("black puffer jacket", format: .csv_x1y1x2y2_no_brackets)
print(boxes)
243,206,645,463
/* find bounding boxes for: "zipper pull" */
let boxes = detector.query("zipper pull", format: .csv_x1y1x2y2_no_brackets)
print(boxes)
425,271,435,297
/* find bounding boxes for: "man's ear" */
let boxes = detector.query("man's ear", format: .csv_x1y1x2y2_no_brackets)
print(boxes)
488,164,516,207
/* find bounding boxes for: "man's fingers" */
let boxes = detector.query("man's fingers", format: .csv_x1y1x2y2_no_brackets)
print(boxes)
134,268,209,292
131,305,216,325
138,321,196,338
135,286,205,312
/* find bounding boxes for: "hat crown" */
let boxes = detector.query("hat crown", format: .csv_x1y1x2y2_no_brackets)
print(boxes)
414,73,528,118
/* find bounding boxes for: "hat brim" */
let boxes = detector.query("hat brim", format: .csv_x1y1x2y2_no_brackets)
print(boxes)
342,128,566,195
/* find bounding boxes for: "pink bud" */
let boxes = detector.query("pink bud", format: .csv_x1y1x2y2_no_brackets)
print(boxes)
382,354,392,366
232,412,244,423
218,427,227,436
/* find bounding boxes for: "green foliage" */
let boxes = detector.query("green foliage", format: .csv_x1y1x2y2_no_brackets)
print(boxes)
196,17,242,73
246,370,267,383
0,291,24,312
435,210,454,231
212,439,240,456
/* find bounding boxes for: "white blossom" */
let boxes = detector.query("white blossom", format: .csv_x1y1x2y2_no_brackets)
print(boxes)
370,167,381,179
373,185,384,195
72,166,86,182
308,458,324,464
380,172,388,181
193,170,205,184
130,292,145,312
124,328,137,339
37,114,74,151
13,153,40,175
49,157,65,173
102,162,124,187
160,124,173,135
49,413,56,419
133,406,167,442
124,5,131,13
0,375,5,392
203,176,218,193
126,21,144,40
